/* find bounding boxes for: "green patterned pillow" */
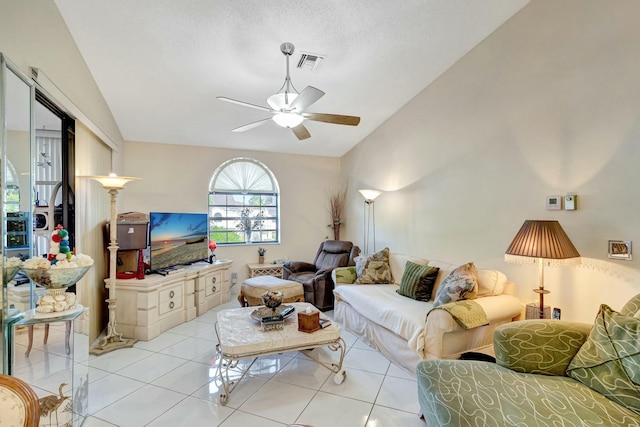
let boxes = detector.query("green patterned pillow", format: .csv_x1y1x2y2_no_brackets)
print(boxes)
354,247,392,284
432,262,478,307
396,262,439,301
566,304,640,415
335,267,357,284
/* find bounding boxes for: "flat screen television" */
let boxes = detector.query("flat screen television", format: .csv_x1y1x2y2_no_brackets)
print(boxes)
149,212,208,271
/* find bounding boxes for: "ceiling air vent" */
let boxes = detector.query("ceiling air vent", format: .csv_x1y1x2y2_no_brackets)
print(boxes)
296,52,325,72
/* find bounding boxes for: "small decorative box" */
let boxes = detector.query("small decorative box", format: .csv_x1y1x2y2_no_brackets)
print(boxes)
297,310,320,333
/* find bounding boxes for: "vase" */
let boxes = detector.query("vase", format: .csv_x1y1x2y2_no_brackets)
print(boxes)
333,224,341,241
259,256,265,264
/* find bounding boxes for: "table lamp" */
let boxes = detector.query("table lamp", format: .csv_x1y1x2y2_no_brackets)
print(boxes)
505,220,580,319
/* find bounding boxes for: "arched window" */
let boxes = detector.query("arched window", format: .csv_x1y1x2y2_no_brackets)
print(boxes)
208,157,280,245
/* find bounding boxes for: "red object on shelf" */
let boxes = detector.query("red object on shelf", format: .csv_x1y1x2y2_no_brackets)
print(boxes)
136,248,145,280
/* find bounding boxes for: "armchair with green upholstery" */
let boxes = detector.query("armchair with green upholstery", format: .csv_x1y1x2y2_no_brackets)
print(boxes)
416,293,640,426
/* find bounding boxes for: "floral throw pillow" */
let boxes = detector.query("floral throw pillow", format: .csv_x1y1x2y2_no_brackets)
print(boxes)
433,262,478,307
354,247,393,284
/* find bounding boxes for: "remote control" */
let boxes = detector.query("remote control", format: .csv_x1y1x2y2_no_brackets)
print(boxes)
280,306,295,317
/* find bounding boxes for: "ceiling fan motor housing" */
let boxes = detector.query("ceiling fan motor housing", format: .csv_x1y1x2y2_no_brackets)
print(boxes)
280,42,295,56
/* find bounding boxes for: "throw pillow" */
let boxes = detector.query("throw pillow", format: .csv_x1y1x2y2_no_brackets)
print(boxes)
566,304,640,415
354,247,393,284
396,261,440,301
475,269,507,296
432,262,478,307
335,267,357,284
354,254,368,277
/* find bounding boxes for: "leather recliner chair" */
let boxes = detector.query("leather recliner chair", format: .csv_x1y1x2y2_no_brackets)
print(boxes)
283,240,360,311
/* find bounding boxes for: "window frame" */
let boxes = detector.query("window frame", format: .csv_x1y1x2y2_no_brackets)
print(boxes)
208,158,280,246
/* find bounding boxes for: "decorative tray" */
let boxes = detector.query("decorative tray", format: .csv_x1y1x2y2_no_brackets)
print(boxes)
250,304,295,323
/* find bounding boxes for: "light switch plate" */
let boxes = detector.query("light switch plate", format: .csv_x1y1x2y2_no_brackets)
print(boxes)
564,194,576,210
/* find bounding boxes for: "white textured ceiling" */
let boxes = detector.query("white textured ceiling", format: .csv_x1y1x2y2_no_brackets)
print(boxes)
53,0,529,157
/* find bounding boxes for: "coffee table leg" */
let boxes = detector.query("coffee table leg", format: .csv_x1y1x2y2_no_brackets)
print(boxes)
299,337,347,384
216,350,259,406
330,337,347,384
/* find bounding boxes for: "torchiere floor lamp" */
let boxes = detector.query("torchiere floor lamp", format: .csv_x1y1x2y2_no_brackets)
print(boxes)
88,173,140,355
358,189,381,254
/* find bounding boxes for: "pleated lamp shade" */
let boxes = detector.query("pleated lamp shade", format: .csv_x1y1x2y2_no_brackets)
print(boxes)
505,220,580,266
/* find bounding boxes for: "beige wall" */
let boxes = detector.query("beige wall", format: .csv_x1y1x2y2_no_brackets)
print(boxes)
75,123,112,341
340,0,640,323
1,0,123,341
121,141,341,285
0,0,123,151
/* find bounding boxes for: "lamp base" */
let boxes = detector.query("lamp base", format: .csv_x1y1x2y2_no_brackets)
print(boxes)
525,303,551,320
89,337,137,356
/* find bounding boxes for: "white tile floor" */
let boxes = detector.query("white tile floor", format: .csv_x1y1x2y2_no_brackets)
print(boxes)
18,296,426,427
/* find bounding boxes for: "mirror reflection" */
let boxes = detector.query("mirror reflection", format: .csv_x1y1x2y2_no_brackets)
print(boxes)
1,54,34,373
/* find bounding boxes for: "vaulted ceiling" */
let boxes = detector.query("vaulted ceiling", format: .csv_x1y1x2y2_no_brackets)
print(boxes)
54,0,529,157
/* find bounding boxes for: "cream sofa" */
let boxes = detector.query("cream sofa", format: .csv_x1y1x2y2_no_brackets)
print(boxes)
332,253,522,376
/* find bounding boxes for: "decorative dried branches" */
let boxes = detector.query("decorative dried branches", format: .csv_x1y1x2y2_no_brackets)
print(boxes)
327,184,348,240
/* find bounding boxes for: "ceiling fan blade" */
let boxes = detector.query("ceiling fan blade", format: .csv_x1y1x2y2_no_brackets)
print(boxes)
291,123,311,140
217,96,274,113
302,112,361,126
232,118,271,132
289,86,325,112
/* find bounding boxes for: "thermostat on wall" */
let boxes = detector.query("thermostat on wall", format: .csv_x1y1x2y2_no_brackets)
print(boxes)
546,195,561,210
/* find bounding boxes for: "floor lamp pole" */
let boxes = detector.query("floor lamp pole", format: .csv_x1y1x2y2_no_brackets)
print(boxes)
365,200,376,253
362,200,368,255
371,201,376,253
103,187,124,345
358,189,381,255
535,258,549,319
88,174,140,355
362,200,376,254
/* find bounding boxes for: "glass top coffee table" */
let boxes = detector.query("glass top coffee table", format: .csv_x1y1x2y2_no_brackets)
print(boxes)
214,302,346,405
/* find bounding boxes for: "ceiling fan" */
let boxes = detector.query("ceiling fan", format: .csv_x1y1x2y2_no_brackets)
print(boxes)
217,42,360,141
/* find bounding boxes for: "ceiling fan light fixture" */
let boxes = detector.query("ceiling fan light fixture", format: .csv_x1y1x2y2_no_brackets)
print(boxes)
273,112,304,128
267,91,298,110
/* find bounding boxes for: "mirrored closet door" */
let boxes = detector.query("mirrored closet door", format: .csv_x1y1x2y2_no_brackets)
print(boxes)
1,53,35,374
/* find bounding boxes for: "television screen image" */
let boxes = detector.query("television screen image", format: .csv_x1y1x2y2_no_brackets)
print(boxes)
149,212,208,271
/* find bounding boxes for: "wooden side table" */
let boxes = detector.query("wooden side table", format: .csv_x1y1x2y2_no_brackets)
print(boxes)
247,263,284,278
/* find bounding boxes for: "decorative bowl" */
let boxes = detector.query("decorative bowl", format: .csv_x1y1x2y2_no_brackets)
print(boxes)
21,265,92,289
261,290,284,313
3,265,22,284
2,257,23,284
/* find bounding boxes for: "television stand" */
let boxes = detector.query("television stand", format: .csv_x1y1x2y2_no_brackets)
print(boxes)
154,266,185,276
109,260,233,341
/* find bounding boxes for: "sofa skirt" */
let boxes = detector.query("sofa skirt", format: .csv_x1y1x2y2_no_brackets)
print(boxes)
334,298,425,377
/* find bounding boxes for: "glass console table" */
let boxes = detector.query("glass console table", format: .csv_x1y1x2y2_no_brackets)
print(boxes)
7,306,89,426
